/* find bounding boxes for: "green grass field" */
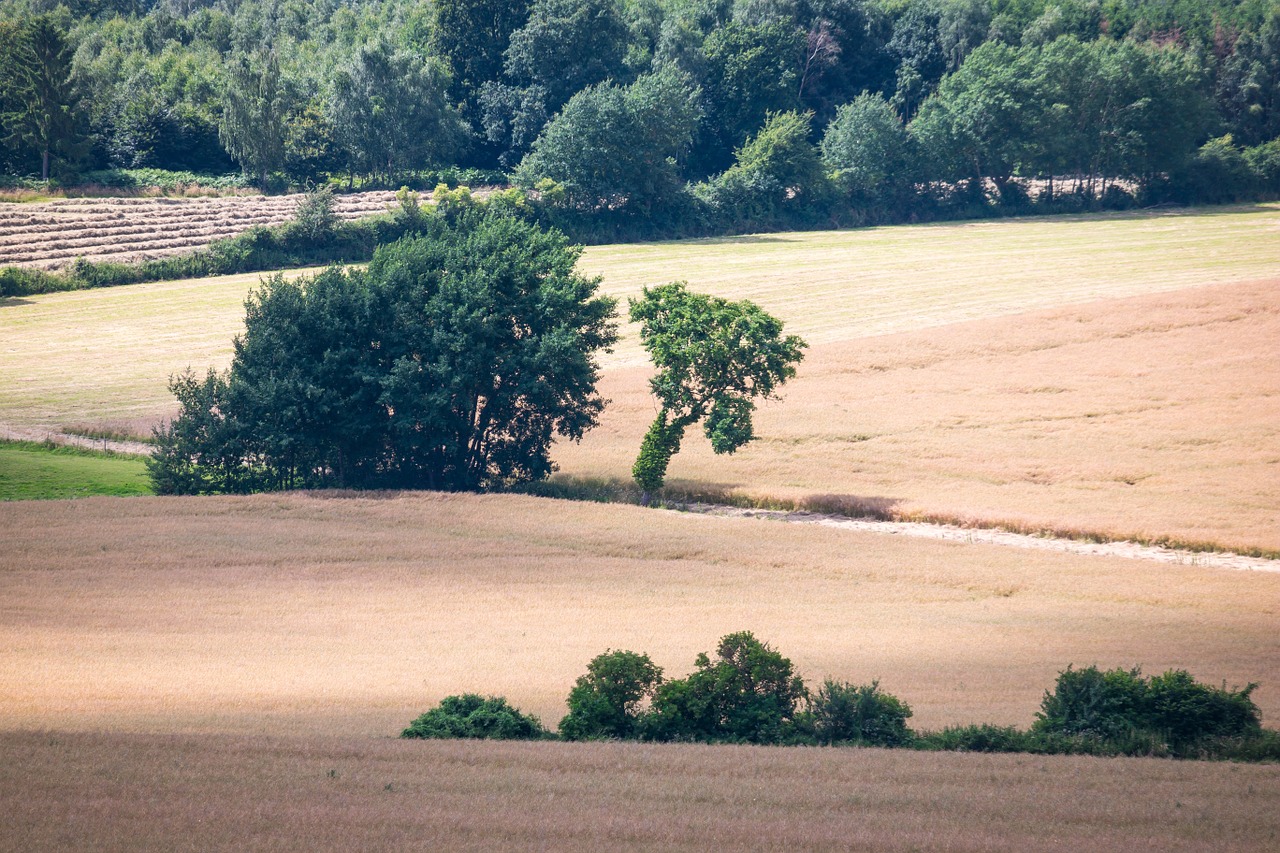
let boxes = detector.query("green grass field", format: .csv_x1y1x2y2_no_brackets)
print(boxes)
0,440,151,500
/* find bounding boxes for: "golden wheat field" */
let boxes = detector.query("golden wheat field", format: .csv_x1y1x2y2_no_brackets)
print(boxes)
2,492,1279,849
2,493,1277,735
1,206,1278,551
558,276,1280,553
3,206,1280,849
3,731,1278,852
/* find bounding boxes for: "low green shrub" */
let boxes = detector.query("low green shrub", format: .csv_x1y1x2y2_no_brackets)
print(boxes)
1033,664,1150,741
809,678,914,746
560,650,664,741
401,694,552,740
639,631,808,744
1033,665,1261,753
914,724,1034,753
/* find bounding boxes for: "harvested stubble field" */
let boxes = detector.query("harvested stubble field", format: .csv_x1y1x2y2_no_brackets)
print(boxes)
2,204,1276,552
2,731,1278,852
1,492,1278,849
0,191,399,269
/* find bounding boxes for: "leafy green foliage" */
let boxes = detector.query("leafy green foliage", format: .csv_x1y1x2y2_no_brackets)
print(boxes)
810,678,914,746
1033,665,1261,749
641,631,808,744
1180,135,1257,203
4,15,86,180
821,93,917,214
504,0,631,111
218,49,295,190
516,65,702,213
286,184,338,242
560,650,664,740
328,38,467,183
696,111,831,228
401,694,551,740
148,211,617,494
629,281,805,496
696,20,806,174
541,639,1279,759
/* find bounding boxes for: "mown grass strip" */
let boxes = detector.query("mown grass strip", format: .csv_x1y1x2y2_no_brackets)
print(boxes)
0,439,152,500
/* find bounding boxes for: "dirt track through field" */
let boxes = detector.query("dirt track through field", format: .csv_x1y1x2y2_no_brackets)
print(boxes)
676,504,1280,572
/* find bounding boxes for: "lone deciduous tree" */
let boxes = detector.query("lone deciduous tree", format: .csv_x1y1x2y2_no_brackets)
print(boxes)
630,282,805,502
219,49,295,190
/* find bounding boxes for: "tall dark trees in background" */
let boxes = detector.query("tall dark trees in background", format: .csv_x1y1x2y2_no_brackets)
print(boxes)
4,14,85,179
0,0,1278,217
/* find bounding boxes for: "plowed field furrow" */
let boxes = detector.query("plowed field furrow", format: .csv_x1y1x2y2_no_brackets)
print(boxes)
0,222,280,256
4,237,225,265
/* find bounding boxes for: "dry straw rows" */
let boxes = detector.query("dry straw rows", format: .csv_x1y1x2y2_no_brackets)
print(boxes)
0,191,399,268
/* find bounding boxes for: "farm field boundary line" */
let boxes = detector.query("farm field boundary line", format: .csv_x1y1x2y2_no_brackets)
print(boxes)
672,502,1280,571
3,411,1269,569
0,423,151,455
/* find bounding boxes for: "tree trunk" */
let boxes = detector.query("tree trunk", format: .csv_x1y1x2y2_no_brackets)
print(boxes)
41,150,49,182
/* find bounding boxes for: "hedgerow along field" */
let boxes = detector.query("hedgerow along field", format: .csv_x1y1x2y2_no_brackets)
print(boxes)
1,204,1276,551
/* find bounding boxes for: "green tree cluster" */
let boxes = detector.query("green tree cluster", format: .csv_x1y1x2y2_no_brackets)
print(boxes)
2,0,1279,222
148,210,617,494
399,638,1275,759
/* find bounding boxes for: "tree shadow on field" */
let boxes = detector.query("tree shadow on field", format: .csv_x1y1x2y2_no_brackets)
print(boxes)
679,233,793,248
0,297,35,308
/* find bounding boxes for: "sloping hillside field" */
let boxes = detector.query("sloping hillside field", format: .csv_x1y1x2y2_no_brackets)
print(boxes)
1,492,1278,849
2,204,1275,550
2,206,1279,849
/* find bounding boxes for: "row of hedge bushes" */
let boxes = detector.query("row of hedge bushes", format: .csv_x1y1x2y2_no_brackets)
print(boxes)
402,631,1277,761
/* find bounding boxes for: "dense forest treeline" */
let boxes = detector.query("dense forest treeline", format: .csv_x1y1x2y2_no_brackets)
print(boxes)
1,0,1278,233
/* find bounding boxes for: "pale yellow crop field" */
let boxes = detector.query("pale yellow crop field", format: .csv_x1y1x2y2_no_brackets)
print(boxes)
558,277,1280,553
0,205,1276,548
2,493,1277,736
2,204,1276,431
3,731,1277,852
